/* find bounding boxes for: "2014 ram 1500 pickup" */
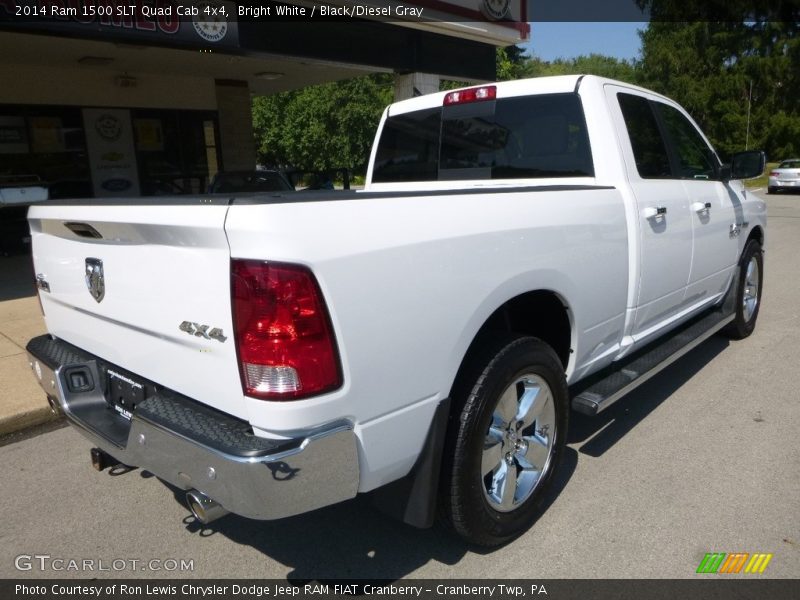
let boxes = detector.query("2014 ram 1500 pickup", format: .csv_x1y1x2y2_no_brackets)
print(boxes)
25,76,766,546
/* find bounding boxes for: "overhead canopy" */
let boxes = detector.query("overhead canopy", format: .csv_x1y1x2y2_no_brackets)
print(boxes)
0,0,530,91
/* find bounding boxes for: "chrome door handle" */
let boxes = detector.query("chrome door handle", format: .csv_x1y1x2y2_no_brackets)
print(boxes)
643,206,667,219
691,201,712,213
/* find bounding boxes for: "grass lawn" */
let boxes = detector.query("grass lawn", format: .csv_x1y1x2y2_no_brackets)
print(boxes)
744,162,778,188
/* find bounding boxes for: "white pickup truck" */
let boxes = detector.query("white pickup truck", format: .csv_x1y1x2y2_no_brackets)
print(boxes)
26,75,765,546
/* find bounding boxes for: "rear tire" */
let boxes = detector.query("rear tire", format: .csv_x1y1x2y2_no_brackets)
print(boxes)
767,186,777,194
441,335,568,547
724,239,763,340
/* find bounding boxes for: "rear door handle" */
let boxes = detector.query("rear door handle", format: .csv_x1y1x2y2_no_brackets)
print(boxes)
691,201,712,213
643,206,667,219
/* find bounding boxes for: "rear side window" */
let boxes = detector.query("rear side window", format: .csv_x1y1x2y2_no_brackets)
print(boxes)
617,93,672,179
372,93,593,183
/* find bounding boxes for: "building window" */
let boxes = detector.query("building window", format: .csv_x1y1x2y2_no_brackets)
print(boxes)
133,109,220,196
0,106,91,198
0,104,220,199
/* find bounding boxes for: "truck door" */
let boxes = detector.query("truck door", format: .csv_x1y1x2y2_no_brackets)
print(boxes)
607,87,694,339
653,102,739,302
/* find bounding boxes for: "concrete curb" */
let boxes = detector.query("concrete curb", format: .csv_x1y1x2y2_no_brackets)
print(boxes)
0,405,58,438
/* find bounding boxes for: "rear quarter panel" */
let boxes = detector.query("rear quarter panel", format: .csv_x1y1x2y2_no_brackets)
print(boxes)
226,187,628,489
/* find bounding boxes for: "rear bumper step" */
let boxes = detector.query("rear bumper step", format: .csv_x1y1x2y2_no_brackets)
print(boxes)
25,334,359,521
571,308,735,416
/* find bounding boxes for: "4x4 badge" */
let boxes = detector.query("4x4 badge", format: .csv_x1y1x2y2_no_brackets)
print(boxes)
85,258,105,303
179,321,227,343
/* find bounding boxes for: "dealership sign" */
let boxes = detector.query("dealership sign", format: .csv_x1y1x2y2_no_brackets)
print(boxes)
83,108,140,198
0,0,239,47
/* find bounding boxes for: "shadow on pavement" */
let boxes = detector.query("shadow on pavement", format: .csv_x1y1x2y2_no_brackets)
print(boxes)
143,341,733,579
171,490,467,580
131,332,730,580
152,440,580,580
568,335,730,457
0,253,35,301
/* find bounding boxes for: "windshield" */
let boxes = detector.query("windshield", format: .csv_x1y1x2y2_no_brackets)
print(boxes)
778,160,800,169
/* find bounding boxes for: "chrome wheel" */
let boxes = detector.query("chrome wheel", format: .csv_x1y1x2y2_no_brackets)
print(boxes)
482,373,556,512
743,255,760,322
724,240,763,341
444,335,568,546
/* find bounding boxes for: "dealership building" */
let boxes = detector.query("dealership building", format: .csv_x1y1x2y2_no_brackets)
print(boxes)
0,0,528,199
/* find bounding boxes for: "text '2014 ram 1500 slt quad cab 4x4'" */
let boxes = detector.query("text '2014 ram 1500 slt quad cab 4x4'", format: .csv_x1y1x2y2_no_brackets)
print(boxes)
25,76,766,546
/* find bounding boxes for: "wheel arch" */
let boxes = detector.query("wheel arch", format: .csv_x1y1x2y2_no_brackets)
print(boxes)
747,224,765,248
449,289,573,401
375,286,575,531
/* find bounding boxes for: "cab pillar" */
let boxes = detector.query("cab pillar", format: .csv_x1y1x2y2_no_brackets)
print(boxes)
215,79,256,171
394,72,440,100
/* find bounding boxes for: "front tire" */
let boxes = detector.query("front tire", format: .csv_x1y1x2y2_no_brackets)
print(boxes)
724,239,764,340
442,335,568,546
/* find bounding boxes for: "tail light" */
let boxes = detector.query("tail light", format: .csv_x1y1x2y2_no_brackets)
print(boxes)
769,171,779,177
231,259,342,400
443,85,496,106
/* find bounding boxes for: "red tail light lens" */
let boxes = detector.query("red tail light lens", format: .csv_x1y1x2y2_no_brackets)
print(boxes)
769,171,779,176
443,85,496,106
231,260,342,400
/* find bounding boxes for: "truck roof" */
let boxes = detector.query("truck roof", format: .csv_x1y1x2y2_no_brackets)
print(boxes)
386,75,664,116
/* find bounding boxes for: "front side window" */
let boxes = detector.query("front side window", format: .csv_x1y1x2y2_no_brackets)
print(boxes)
656,103,718,180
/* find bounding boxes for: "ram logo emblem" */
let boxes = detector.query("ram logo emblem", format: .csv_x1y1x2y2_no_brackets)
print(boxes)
85,258,105,303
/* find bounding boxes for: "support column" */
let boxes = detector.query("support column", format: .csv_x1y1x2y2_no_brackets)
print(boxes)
394,72,440,101
214,79,256,171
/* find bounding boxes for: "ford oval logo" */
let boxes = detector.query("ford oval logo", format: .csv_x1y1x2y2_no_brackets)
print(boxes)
85,258,105,303
101,178,132,192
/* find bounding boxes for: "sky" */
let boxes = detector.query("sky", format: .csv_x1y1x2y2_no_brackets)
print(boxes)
525,22,648,62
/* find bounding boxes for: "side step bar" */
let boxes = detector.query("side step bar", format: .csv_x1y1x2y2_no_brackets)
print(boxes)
571,308,735,416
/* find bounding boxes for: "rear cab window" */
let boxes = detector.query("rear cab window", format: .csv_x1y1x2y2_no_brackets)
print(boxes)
372,92,594,183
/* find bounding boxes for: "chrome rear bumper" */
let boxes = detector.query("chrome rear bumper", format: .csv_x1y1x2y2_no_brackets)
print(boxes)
26,334,359,521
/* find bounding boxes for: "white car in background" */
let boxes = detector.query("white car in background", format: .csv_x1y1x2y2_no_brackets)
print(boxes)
768,158,800,194
0,176,48,255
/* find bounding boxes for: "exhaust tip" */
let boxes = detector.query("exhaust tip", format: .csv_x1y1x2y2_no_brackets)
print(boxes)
46,395,62,416
186,489,229,525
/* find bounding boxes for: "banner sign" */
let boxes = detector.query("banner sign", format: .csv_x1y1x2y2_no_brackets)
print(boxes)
83,108,141,198
0,0,239,49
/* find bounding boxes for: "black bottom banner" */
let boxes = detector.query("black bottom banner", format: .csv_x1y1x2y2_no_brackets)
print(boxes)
3,579,799,600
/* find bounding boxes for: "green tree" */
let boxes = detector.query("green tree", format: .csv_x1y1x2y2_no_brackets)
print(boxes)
524,53,639,83
636,14,799,158
496,45,535,80
252,73,394,173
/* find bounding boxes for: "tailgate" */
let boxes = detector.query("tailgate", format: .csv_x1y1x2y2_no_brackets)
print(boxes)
28,202,247,420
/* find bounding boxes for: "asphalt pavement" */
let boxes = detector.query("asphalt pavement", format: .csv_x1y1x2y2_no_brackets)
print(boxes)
1,190,797,580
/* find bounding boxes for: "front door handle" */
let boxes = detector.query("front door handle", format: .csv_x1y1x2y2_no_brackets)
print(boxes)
691,201,712,213
643,206,667,219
